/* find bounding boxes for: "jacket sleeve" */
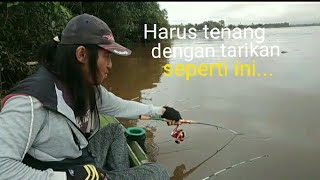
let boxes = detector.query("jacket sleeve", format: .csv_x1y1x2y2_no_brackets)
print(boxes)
96,85,164,119
0,95,67,180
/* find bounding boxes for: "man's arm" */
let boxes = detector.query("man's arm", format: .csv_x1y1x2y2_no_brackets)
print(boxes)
96,85,165,119
0,95,67,180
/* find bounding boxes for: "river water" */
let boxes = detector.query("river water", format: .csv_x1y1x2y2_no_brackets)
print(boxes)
103,26,320,180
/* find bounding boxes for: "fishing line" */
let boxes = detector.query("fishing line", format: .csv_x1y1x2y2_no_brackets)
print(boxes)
142,119,271,142
158,135,234,159
201,154,269,180
188,122,240,135
141,115,270,178
184,122,272,142
139,113,270,179
169,134,239,180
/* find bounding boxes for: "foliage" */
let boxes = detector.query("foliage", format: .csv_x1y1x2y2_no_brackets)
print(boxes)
0,2,168,96
171,20,225,31
0,2,72,96
62,2,169,44
171,20,291,31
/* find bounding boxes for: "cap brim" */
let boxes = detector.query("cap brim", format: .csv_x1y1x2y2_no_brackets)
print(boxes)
99,42,132,56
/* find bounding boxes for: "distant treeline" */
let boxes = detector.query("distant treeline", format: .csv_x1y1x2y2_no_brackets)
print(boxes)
290,23,320,27
171,20,320,30
227,22,290,29
0,2,169,96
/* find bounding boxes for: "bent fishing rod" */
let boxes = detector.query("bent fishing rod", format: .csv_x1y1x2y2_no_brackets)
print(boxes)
139,115,242,144
139,115,270,179
169,134,238,179
139,115,270,144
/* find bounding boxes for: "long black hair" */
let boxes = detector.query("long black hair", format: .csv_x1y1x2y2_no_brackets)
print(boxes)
38,36,101,123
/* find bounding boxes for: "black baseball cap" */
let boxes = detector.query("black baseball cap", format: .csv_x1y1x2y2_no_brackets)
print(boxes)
60,13,132,56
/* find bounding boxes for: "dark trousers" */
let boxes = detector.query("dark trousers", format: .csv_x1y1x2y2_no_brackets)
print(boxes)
88,123,170,180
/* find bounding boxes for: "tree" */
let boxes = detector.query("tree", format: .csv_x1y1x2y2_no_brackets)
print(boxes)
0,2,169,95
0,2,72,95
219,20,225,28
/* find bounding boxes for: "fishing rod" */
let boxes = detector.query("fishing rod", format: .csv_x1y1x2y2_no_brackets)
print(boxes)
141,103,201,129
139,115,271,144
139,115,242,144
139,114,271,179
201,154,269,180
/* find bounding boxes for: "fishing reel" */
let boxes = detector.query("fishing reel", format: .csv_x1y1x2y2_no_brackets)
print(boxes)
139,115,189,144
171,125,185,144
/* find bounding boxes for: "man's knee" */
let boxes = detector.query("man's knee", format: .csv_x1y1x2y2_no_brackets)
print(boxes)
99,123,124,136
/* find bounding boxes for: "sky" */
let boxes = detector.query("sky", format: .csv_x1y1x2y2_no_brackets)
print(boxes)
158,2,320,25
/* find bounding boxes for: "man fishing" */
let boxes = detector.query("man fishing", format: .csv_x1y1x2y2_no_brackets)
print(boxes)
0,13,182,180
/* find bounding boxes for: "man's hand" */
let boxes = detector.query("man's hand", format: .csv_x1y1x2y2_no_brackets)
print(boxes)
161,106,182,123
67,164,108,180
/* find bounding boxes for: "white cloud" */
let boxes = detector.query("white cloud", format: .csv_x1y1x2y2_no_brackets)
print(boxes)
158,2,320,25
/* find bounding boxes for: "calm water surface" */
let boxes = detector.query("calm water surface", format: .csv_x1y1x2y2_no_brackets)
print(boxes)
103,26,320,180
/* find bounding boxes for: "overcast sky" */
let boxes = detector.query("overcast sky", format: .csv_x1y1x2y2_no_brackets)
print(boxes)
158,2,320,25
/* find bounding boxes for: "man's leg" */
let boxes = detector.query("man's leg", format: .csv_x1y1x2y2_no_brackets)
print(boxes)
88,123,130,171
88,123,170,180
107,163,170,180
